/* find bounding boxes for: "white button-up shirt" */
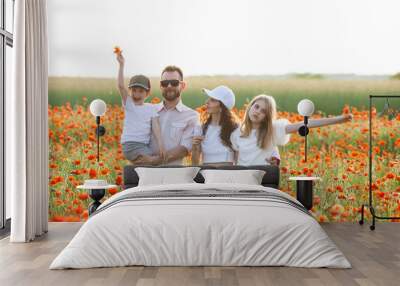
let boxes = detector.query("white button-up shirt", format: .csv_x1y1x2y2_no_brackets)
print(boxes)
150,100,200,165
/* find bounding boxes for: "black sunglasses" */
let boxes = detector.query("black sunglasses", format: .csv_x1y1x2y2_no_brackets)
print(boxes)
160,79,180,88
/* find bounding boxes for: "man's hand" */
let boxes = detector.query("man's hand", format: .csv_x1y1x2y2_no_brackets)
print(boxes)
130,155,162,166
162,146,188,165
150,155,163,166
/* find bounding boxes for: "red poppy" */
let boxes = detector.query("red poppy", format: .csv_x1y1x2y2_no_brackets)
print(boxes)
336,185,343,192
87,154,96,161
386,173,395,180
82,210,89,220
151,97,161,104
52,216,65,222
108,188,118,195
64,216,81,222
74,205,83,215
78,193,89,200
89,169,97,178
115,176,123,185
330,204,344,217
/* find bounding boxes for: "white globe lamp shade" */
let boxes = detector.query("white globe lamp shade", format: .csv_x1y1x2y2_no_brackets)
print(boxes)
297,99,314,117
90,99,107,116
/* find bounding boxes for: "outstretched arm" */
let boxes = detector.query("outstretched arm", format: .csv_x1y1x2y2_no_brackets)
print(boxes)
116,52,129,106
285,114,353,134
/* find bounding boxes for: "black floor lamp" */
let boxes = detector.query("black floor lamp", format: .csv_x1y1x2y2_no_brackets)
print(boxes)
359,95,400,230
89,99,107,162
297,99,315,162
289,99,320,211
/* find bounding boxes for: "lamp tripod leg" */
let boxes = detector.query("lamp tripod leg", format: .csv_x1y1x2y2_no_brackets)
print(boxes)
359,204,364,225
370,210,376,231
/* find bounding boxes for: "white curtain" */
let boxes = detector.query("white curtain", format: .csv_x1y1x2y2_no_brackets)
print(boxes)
6,0,49,242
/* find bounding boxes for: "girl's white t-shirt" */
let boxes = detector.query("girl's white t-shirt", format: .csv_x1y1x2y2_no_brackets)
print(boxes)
120,97,159,144
201,125,235,163
230,119,291,166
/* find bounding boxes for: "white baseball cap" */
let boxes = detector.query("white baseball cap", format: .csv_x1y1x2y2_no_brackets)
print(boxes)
202,85,236,110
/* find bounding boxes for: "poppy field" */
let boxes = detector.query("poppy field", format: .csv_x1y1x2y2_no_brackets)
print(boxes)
48,91,400,223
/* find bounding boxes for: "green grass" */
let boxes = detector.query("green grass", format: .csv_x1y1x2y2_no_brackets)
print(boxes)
49,76,400,115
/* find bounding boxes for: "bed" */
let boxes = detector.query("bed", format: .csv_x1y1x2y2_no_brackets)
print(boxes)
49,165,351,269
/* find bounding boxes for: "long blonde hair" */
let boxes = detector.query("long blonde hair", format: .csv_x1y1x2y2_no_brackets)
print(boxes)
240,94,277,149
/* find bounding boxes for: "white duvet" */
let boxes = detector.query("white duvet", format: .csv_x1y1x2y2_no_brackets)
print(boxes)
49,183,351,269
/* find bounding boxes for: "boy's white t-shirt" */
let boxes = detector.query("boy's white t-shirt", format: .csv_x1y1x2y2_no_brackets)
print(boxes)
120,96,159,144
201,125,235,163
230,119,291,166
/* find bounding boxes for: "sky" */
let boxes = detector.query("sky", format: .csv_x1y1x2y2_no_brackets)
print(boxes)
48,0,400,77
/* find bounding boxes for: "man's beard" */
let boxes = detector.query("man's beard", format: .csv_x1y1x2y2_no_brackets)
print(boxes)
162,89,180,101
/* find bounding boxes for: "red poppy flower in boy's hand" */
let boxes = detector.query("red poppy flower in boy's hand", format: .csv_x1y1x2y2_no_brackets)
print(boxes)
113,46,122,54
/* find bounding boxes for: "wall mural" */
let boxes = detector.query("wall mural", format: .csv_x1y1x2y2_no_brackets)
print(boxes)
48,1,400,223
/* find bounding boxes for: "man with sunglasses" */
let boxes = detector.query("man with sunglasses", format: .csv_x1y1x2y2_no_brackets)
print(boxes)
132,65,200,165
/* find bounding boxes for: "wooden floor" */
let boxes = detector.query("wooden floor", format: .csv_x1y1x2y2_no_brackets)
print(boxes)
0,222,399,286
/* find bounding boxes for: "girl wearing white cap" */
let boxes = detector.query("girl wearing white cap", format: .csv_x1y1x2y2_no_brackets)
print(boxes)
230,94,353,166
192,86,239,166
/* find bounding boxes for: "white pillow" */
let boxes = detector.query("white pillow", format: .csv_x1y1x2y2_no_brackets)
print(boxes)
135,167,201,186
200,169,266,185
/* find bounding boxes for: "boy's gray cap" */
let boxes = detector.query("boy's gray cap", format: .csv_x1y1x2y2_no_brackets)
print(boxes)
128,75,151,90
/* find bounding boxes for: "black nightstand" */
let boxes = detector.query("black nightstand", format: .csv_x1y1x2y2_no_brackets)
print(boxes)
289,176,321,210
77,184,117,215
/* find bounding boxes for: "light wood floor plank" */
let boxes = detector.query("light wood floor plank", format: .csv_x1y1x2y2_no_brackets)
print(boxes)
0,222,399,286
